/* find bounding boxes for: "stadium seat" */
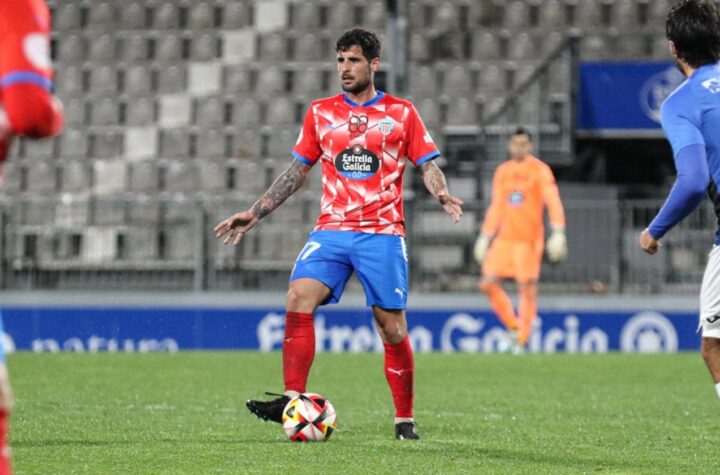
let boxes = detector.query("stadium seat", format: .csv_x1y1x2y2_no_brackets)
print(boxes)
254,0,289,32
265,129,295,158
504,0,528,28
232,97,262,128
478,63,505,93
159,129,191,159
154,2,181,29
223,65,254,93
57,34,85,63
434,2,461,30
327,1,354,30
293,67,322,95
91,199,127,225
614,0,641,28
126,226,159,261
128,197,161,224
258,33,288,61
198,160,227,192
122,34,151,62
232,130,262,158
574,0,603,28
188,63,222,96
86,2,116,31
415,98,441,128
164,160,199,192
125,96,157,126
581,34,611,60
90,132,124,159
54,195,91,229
93,160,127,195
418,245,463,271
163,223,196,261
364,1,387,29
125,127,158,161
295,33,324,61
91,97,120,126
266,98,295,126
59,128,88,158
24,137,55,161
190,33,219,61
60,97,86,127
196,128,227,158
156,65,187,94
444,65,473,94
222,2,249,29
128,160,160,192
26,160,55,193
125,65,153,95
120,2,148,30
648,0,673,25
188,2,215,30
651,35,670,60
196,96,227,126
89,66,119,95
55,66,85,95
58,160,91,193
55,3,82,31
159,94,192,127
507,33,535,61
539,0,565,29
0,161,21,194
155,34,184,62
471,31,500,61
407,65,436,96
291,2,319,29
616,31,650,59
223,30,257,64
256,66,285,94
409,34,431,63
445,97,477,126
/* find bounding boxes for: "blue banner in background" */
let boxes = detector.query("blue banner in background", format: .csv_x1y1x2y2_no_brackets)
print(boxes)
0,307,701,354
578,61,685,131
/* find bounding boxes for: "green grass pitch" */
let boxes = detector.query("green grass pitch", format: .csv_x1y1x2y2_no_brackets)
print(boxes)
7,352,718,474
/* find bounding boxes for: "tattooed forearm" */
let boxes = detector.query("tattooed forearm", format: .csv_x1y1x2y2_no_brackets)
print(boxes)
250,161,311,219
420,161,450,203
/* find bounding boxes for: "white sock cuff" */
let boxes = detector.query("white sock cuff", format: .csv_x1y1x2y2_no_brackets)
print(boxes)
394,417,414,424
715,383,720,400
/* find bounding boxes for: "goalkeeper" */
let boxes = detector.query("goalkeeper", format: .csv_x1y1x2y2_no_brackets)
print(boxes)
474,128,567,351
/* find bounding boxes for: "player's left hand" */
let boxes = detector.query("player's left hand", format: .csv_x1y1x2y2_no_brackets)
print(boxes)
438,193,464,223
639,228,661,255
546,228,568,263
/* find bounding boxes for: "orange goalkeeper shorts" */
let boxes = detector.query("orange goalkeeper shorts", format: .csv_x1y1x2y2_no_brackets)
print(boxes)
482,238,543,282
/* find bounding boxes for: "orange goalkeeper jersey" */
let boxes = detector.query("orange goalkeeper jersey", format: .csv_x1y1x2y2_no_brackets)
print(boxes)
481,155,565,243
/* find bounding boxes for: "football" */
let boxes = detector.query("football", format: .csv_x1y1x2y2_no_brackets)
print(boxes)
282,393,337,442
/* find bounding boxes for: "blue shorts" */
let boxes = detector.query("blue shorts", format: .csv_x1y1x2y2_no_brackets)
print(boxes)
290,230,409,309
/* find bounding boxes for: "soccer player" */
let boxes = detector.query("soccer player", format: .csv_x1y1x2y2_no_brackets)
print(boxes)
474,128,567,352
0,0,64,183
0,1,62,472
639,0,720,402
215,28,462,440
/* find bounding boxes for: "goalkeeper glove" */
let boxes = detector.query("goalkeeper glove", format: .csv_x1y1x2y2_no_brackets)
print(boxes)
546,228,567,263
473,234,491,265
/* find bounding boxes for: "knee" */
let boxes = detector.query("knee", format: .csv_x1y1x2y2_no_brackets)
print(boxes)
376,314,407,344
478,279,498,294
286,285,319,313
0,371,12,412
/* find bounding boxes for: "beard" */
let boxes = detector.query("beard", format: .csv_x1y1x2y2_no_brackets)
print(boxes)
341,74,372,94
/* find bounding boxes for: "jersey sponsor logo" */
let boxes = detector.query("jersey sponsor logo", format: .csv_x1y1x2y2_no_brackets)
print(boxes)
508,190,524,205
707,314,720,325
334,145,380,179
639,66,685,123
23,33,52,70
348,115,368,134
701,77,720,94
377,118,395,136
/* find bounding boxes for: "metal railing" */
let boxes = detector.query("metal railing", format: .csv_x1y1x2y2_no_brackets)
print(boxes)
0,195,714,295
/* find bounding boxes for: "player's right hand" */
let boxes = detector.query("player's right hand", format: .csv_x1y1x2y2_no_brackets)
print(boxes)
473,234,491,265
639,228,661,255
214,210,260,245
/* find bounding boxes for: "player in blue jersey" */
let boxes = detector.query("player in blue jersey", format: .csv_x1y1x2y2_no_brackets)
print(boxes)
640,0,720,401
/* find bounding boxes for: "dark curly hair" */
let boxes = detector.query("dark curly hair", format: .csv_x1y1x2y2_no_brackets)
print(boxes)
666,0,720,68
335,28,381,61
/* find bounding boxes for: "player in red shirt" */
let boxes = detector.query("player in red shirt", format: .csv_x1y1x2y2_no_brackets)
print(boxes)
215,28,463,440
0,0,64,182
0,1,62,472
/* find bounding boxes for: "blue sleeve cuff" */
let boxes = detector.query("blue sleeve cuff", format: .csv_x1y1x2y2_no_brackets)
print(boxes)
292,150,313,165
0,71,53,91
415,150,440,166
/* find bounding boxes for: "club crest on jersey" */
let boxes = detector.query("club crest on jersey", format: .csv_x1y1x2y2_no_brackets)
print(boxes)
377,118,395,136
508,190,524,205
702,77,720,94
348,115,369,134
335,145,380,180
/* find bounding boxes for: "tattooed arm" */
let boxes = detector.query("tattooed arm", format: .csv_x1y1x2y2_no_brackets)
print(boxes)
214,160,312,245
419,160,464,223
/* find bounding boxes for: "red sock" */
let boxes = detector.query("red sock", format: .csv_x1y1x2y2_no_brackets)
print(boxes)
282,312,315,393
384,336,414,419
0,410,11,475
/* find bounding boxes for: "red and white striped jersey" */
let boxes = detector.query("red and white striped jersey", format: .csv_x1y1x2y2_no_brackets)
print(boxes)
292,91,439,236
